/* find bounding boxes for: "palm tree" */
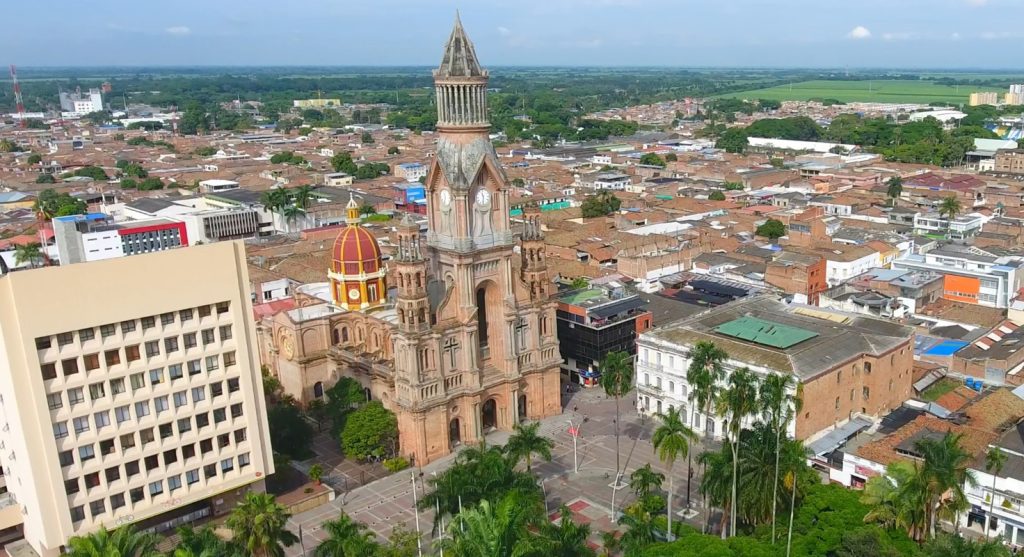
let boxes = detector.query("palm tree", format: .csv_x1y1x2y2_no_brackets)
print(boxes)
504,421,554,472
315,512,380,557
291,184,317,210
686,340,728,530
599,350,634,493
862,460,930,542
938,195,963,237
174,525,237,557
261,188,290,232
759,372,797,544
717,366,759,538
984,446,1008,540
442,491,545,557
540,504,597,557
916,432,976,539
281,203,307,233
698,448,733,537
66,525,159,557
226,492,298,557
886,176,903,207
628,463,664,501
651,406,697,541
616,504,657,555
14,242,43,268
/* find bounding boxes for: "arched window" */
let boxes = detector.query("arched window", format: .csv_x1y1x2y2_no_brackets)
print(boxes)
341,327,349,342
332,329,340,345
313,382,324,398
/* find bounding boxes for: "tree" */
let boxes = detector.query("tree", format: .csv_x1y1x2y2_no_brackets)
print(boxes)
331,152,359,174
652,406,697,540
708,191,726,201
66,525,159,557
120,178,138,189
387,146,400,155
540,504,597,557
758,373,799,544
26,153,41,165
309,463,324,485
267,402,314,460
226,492,298,557
322,376,368,434
442,492,545,557
291,184,316,210
862,460,927,542
315,512,379,557
639,153,666,167
581,190,621,218
504,421,554,471
73,165,109,181
175,525,238,557
179,103,209,135
359,204,376,216
361,132,375,144
923,534,1012,557
984,446,1007,540
755,219,786,242
665,152,678,162
686,340,728,532
340,401,398,461
35,173,55,184
716,367,760,538
34,189,86,219
886,176,903,208
715,128,748,153
600,351,635,498
281,203,306,233
629,463,665,501
938,195,963,236
194,146,217,156
916,432,976,539
570,277,590,289
137,177,165,191
0,139,16,152
14,243,43,268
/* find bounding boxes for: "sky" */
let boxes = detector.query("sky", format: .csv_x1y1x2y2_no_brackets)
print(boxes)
5,0,1024,69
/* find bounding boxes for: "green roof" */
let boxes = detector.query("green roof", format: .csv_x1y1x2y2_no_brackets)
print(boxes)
714,316,818,349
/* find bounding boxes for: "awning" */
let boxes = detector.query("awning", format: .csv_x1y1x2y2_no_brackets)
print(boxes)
807,417,873,456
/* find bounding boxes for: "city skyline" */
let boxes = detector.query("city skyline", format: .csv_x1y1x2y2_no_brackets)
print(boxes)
5,0,1024,69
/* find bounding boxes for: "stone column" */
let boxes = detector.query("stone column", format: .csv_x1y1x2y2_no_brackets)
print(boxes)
473,401,482,440
512,387,520,423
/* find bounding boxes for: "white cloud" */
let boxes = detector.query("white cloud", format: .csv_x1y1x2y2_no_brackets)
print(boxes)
497,26,511,37
847,26,872,40
881,32,916,41
165,26,191,36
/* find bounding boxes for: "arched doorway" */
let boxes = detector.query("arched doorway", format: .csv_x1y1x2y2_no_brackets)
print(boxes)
518,394,527,422
475,281,503,362
313,382,324,399
363,387,372,402
449,418,461,448
481,398,498,430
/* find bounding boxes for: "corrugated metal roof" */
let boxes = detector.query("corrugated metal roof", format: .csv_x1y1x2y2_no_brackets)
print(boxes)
714,316,818,349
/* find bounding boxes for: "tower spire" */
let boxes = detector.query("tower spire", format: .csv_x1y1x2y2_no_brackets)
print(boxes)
435,11,485,79
433,13,489,129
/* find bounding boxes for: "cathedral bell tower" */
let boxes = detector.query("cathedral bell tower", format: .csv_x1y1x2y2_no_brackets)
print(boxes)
520,204,549,301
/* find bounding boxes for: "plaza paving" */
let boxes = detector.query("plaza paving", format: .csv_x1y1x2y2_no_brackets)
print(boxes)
284,388,711,556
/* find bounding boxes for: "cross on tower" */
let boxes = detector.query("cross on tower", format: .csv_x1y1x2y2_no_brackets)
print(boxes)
443,337,460,369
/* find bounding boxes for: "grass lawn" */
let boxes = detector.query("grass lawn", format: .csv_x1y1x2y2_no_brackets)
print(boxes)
717,79,1004,105
920,377,960,402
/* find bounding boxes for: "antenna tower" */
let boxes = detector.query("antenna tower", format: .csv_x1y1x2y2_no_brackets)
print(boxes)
9,65,25,128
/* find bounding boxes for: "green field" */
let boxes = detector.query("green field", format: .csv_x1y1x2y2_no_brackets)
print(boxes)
718,79,1004,105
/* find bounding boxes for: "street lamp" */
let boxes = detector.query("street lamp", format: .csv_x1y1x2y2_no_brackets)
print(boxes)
566,419,581,474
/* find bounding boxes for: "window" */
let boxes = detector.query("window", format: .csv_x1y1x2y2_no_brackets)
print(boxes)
89,499,105,518
223,351,236,368
234,429,247,444
213,408,226,424
220,458,234,473
164,449,178,466
210,382,223,399
41,363,57,381
125,460,140,477
89,382,105,401
62,358,80,376
57,332,74,347
164,337,179,354
145,454,159,471
669,381,675,394
120,434,136,451
54,421,69,439
35,336,52,350
180,309,194,322
59,450,74,467
47,393,63,410
835,397,840,410
230,403,243,418
148,480,164,497
201,329,215,346
183,333,197,349
130,372,145,391
79,444,95,462
73,416,91,435
154,396,169,414
134,401,150,418
99,438,115,455
168,475,182,492
121,320,136,334
105,349,121,367
129,487,144,503
161,312,175,326
145,341,160,358
159,423,173,439
110,377,126,395
205,355,219,372
177,417,192,434
191,387,206,403
100,324,116,338
94,411,110,430
198,305,211,318
186,469,200,485
196,413,210,429
182,444,196,459
79,328,95,342
864,362,872,373
115,405,131,424
169,364,183,380
149,368,164,385
216,302,229,314
227,378,240,393
217,433,230,449
105,466,120,483
837,370,842,384
68,387,85,406
125,345,140,363
219,325,232,341
70,505,86,522
141,316,155,330
188,360,202,376
110,493,126,510
238,452,250,469
200,438,213,454
65,478,80,495
863,387,870,400
204,463,217,479
173,391,188,408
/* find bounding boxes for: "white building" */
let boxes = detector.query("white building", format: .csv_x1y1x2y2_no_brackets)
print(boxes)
893,245,1024,309
58,89,103,114
913,212,985,240
0,243,273,557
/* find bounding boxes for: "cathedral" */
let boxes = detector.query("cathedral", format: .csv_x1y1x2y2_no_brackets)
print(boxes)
257,16,563,465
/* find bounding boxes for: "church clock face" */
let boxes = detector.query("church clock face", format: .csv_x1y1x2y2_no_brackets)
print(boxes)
439,189,452,209
475,189,491,206
348,288,361,301
281,336,294,361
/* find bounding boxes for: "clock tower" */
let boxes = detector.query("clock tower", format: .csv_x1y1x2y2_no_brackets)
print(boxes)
388,13,563,464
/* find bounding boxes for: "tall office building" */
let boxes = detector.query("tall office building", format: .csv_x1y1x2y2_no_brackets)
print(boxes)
0,242,273,557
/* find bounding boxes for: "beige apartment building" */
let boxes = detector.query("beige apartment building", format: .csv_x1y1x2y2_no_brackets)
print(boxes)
0,242,273,557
